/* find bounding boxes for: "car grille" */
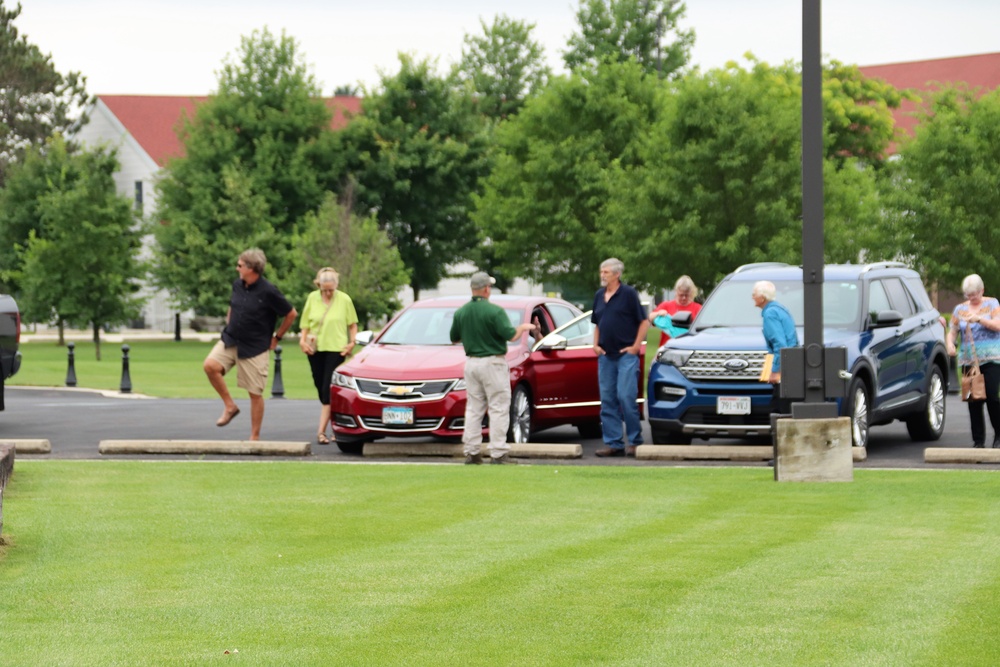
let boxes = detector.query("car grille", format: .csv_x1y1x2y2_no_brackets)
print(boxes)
355,378,457,402
359,416,444,432
681,350,769,381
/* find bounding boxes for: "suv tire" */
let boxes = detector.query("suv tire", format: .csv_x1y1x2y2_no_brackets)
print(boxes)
905,365,946,442
847,376,871,448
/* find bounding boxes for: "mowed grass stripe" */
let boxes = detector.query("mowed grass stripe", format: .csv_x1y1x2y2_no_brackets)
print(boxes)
2,462,999,666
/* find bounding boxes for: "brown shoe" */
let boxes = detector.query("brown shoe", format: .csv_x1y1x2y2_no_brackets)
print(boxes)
490,454,515,464
464,453,483,465
625,446,637,457
595,447,625,457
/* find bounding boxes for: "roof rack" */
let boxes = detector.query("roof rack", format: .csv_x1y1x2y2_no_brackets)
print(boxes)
732,262,792,274
861,261,908,274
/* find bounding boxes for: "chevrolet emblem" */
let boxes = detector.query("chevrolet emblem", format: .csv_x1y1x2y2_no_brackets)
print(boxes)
387,386,412,396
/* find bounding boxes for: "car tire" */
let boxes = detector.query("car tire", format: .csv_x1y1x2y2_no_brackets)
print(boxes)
334,436,366,455
651,426,692,445
509,385,532,444
577,421,602,439
905,364,946,442
846,376,870,448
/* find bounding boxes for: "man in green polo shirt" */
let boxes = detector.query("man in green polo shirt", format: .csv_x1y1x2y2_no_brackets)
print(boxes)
450,272,537,464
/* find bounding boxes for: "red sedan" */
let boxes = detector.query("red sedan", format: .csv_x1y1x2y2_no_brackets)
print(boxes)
329,295,646,453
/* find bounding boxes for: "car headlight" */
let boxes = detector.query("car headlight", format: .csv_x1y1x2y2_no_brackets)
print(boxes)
453,378,466,391
656,348,694,367
332,371,356,390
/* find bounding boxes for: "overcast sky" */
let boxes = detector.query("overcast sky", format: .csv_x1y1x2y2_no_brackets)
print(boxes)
16,0,1000,96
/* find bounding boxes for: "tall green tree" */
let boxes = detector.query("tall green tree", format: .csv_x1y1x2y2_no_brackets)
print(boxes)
289,189,409,328
0,135,143,356
603,59,899,293
473,60,662,294
452,15,551,120
563,0,694,80
881,86,1000,294
331,54,491,299
153,28,334,315
0,1,91,187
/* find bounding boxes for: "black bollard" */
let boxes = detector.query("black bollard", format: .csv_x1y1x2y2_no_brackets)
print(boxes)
174,313,182,342
120,344,132,394
271,345,285,398
65,341,77,387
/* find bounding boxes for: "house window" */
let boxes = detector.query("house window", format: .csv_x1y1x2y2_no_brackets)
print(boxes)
134,181,143,210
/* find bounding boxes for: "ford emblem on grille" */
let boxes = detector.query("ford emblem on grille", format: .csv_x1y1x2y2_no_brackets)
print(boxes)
723,358,750,371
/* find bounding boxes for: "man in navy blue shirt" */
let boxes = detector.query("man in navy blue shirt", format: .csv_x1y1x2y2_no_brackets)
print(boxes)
204,248,297,441
591,258,649,457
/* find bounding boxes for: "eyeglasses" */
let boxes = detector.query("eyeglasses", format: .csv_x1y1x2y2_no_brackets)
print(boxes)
236,262,245,268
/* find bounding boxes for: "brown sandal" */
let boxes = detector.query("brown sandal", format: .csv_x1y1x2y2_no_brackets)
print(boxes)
317,433,330,445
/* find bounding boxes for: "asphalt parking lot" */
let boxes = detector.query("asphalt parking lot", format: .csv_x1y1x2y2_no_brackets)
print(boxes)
2,386,996,469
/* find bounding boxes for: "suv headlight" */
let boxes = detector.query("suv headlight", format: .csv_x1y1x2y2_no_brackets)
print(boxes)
656,348,694,367
332,371,356,390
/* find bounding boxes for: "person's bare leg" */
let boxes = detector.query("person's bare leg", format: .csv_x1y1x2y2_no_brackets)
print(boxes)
249,392,264,440
318,404,332,442
204,358,239,425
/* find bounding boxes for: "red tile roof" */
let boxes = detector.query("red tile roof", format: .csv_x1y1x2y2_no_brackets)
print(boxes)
98,94,362,167
859,52,1000,139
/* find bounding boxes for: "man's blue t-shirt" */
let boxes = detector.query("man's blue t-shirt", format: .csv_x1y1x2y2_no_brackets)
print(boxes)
591,283,645,359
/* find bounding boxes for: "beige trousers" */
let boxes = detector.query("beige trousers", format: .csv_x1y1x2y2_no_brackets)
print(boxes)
462,356,511,457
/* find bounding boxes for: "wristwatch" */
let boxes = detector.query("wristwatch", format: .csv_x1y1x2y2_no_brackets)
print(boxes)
274,334,283,341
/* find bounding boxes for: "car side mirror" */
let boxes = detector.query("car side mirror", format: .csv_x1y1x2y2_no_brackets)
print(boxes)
356,330,374,346
671,311,692,328
536,333,568,351
870,310,903,328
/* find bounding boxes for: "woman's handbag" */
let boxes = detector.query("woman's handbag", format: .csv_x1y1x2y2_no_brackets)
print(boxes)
961,322,987,401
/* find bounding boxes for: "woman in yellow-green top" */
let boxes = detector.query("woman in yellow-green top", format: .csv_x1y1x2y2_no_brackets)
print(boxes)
299,267,358,444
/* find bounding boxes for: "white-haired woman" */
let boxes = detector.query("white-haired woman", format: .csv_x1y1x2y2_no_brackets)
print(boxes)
299,267,358,445
946,274,1000,448
752,280,798,414
649,275,701,346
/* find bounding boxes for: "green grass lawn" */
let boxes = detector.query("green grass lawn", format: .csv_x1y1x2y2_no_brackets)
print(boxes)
2,462,999,665
14,340,319,399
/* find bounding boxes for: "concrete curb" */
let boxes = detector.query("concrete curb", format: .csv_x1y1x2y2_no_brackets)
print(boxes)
925,447,1000,464
98,440,311,456
637,444,867,463
363,442,583,459
0,439,51,454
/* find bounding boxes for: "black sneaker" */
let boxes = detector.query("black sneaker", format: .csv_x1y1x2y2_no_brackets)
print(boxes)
490,454,515,464
464,453,483,465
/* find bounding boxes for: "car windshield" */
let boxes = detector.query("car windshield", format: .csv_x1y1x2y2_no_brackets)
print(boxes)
695,280,862,330
378,306,523,345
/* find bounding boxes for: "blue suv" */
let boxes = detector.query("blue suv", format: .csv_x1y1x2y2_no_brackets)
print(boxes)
646,262,948,447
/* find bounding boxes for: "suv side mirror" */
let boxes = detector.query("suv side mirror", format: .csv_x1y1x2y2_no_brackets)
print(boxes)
356,330,374,346
671,311,693,329
870,310,903,328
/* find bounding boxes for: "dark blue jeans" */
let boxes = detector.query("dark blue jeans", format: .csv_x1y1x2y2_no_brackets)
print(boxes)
597,353,643,449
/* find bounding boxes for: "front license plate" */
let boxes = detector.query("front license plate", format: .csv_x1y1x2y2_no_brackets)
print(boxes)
717,396,751,415
382,407,414,425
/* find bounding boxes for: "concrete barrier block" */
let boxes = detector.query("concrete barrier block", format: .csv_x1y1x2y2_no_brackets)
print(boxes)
775,417,853,482
636,445,773,461
925,447,1000,464
98,440,310,456
0,439,52,454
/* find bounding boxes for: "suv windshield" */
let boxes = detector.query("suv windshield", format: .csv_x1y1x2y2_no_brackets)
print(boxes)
379,307,523,345
695,280,863,330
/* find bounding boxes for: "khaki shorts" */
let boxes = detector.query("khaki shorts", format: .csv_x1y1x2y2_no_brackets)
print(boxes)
206,340,269,396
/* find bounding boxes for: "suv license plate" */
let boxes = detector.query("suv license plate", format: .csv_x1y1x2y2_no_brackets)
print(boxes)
717,396,751,415
382,407,414,425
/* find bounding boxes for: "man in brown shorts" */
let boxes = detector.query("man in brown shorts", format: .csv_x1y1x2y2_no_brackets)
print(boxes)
203,248,297,440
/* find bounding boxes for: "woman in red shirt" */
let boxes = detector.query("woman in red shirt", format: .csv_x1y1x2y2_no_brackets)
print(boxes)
649,275,701,346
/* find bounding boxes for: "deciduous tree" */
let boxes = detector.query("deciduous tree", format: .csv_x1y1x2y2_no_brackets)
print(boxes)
563,0,693,80
331,54,491,299
153,28,334,315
